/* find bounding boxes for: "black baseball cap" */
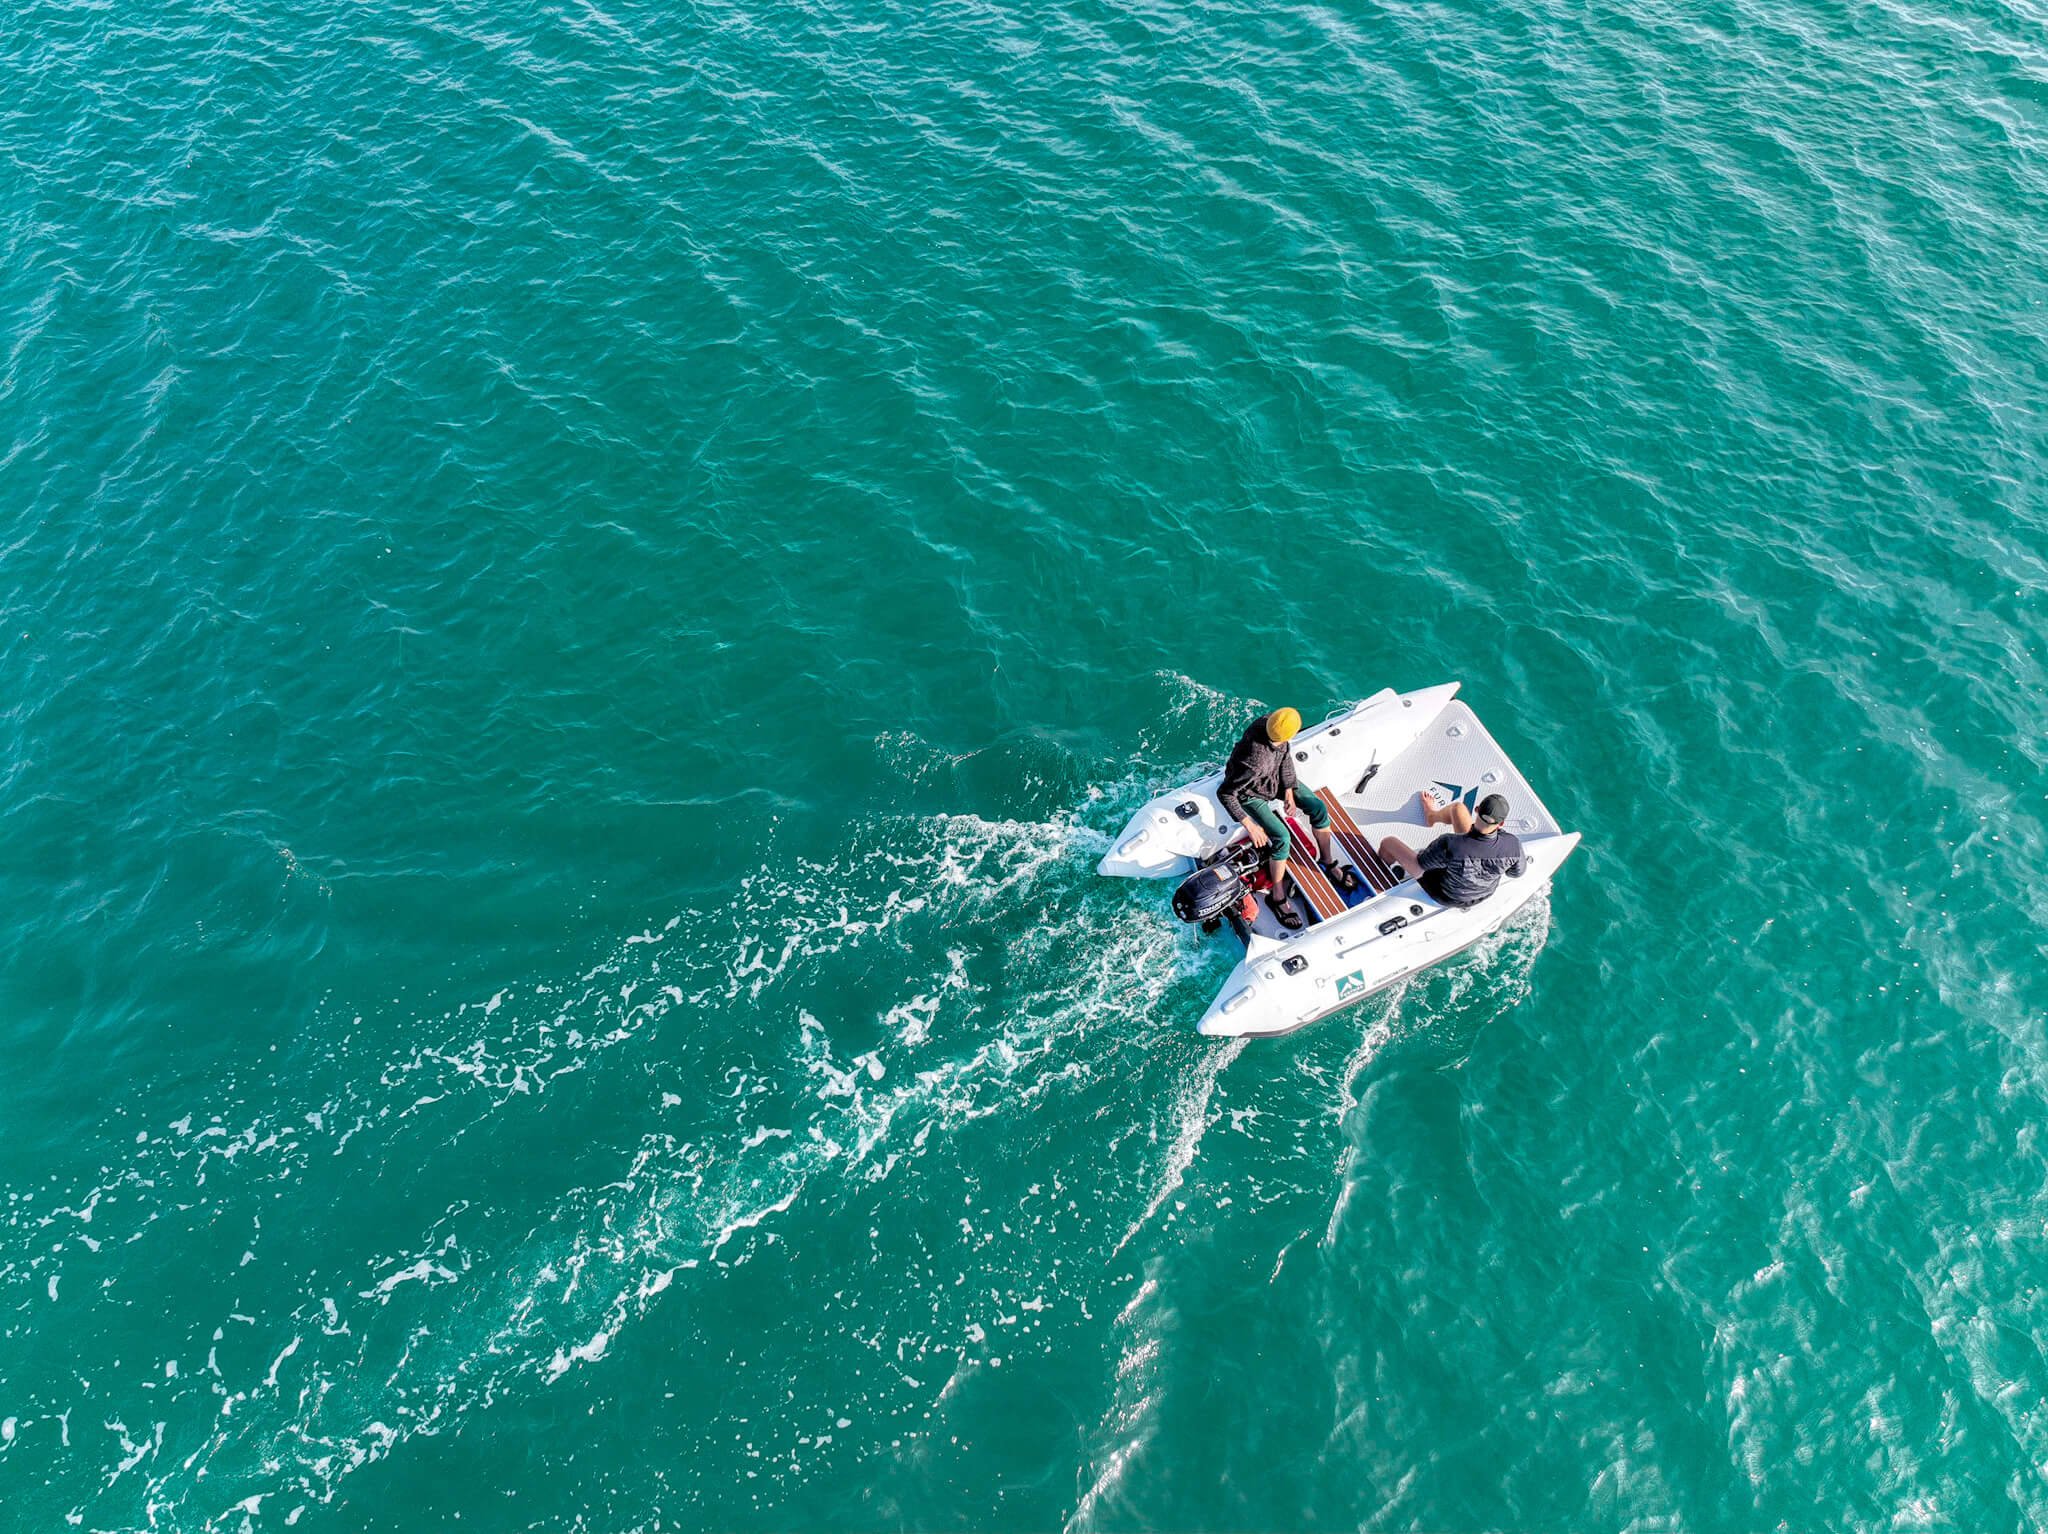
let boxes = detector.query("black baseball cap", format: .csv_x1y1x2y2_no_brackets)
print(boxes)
1476,794,1510,827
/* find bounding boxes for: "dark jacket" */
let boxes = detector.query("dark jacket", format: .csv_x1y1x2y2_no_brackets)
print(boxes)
1217,719,1297,821
1417,827,1527,907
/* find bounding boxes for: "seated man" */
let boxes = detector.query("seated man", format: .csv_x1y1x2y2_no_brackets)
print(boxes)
1217,707,1359,930
1379,790,1527,909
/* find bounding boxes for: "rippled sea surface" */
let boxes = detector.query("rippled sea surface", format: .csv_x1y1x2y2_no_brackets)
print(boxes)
5,0,2047,1526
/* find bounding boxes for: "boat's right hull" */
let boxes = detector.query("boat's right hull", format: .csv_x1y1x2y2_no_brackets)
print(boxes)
1194,831,1578,1037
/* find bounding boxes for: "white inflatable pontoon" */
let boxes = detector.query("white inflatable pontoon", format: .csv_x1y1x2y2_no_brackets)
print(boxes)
1101,684,1580,1038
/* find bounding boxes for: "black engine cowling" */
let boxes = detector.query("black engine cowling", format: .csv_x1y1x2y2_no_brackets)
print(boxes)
1172,863,1243,924
1172,842,1265,925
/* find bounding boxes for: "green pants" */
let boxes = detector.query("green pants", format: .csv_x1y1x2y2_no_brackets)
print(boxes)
1245,787,1329,864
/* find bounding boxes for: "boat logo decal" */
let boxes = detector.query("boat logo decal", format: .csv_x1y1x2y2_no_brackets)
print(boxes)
1335,968,1370,999
1432,780,1479,810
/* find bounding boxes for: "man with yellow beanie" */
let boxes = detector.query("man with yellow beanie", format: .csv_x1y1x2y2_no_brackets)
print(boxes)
1216,706,1359,930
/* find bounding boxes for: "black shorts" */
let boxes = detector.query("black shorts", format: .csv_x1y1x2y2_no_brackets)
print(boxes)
1419,868,1483,910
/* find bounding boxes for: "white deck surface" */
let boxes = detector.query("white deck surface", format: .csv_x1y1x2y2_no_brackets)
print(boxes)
1235,702,1557,942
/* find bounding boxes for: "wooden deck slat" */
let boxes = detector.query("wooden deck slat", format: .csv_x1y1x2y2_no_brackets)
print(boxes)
1327,794,1392,892
1319,789,1400,894
1280,812,1346,921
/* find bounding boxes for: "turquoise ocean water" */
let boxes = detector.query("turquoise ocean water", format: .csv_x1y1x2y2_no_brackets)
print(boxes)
4,0,2047,1526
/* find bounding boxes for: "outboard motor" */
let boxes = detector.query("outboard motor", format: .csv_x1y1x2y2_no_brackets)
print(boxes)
1172,861,1246,924
1171,843,1264,930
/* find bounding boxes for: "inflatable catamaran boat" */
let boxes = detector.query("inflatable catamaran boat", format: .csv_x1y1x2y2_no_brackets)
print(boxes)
1101,684,1580,1038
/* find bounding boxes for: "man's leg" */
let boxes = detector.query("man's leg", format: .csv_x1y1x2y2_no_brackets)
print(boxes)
1292,786,1337,863
1253,799,1304,927
1378,835,1421,879
1421,789,1474,835
1293,787,1357,890
1246,799,1293,893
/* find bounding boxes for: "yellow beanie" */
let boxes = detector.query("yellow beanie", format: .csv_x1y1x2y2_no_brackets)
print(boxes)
1266,707,1301,743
